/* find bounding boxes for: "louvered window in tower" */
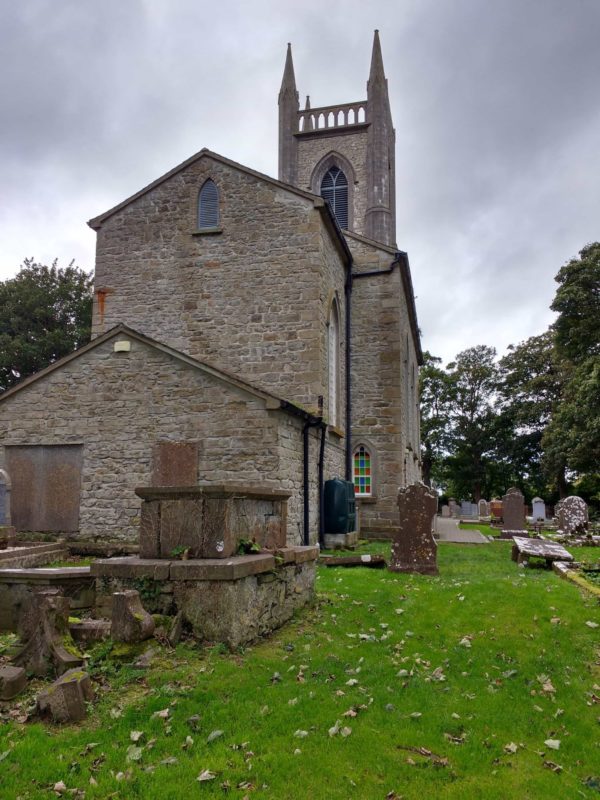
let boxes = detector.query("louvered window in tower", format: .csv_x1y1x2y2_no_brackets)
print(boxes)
320,167,348,229
198,179,219,229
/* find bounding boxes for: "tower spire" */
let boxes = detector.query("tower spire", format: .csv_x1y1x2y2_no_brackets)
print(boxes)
279,43,297,96
368,29,386,86
278,43,300,183
365,30,396,245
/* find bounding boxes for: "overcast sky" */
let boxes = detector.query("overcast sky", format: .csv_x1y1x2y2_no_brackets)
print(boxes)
1,0,599,364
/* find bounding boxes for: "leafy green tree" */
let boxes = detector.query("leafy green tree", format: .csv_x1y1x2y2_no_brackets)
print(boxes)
542,242,600,495
551,242,600,363
443,345,498,502
0,259,93,392
419,351,453,487
495,331,564,498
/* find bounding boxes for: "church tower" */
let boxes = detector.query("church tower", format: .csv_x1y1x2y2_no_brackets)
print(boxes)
278,30,396,247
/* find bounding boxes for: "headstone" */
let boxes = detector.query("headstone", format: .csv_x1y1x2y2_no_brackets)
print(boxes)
448,498,460,519
531,497,546,522
441,505,450,518
111,590,155,643
502,487,525,531
490,499,502,520
389,483,438,575
12,587,83,677
37,668,94,723
478,499,489,517
0,665,27,700
557,496,589,536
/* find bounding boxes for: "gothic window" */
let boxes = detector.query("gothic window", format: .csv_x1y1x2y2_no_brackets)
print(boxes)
197,179,219,229
328,300,340,426
321,166,348,229
353,445,372,496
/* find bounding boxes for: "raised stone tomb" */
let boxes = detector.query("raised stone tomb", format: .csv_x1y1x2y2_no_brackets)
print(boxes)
94,483,318,649
0,566,94,632
137,484,290,559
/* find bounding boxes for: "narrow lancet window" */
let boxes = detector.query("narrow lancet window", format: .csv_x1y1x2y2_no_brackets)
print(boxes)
198,179,219,228
353,445,372,496
328,300,340,426
321,167,348,229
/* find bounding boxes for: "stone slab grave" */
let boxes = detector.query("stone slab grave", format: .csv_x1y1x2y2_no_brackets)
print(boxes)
502,487,526,534
0,566,94,632
389,482,438,575
557,496,589,536
511,536,573,568
320,553,387,568
137,484,290,559
93,483,319,649
11,587,83,677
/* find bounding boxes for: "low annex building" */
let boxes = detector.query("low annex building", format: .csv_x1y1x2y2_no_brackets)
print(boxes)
0,32,422,544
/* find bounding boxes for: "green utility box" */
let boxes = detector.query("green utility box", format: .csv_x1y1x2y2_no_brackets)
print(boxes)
324,478,356,534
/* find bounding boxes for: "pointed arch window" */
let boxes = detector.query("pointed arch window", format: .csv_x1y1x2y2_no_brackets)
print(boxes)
321,167,348,229
328,300,340,427
197,179,219,229
353,445,372,496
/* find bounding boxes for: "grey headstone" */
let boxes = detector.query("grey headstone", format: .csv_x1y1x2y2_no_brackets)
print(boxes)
557,496,588,536
502,487,525,531
389,483,438,575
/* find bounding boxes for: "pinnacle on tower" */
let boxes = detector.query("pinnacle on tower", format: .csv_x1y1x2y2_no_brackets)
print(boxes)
279,43,298,97
368,29,386,87
278,43,300,183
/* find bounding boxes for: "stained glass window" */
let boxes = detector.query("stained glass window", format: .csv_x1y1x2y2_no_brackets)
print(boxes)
353,445,372,496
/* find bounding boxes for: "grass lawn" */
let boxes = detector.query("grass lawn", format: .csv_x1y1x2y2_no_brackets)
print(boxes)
1,541,599,799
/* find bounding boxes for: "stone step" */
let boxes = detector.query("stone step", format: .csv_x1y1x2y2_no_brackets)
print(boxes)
0,543,68,568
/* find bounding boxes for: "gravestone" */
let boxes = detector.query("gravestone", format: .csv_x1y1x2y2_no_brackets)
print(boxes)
490,499,502,520
441,505,450,518
389,483,438,575
448,498,460,519
531,497,546,522
502,487,525,531
478,499,489,517
557,496,588,536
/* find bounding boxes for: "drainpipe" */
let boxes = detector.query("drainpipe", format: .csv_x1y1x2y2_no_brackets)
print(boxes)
345,261,353,481
318,422,326,546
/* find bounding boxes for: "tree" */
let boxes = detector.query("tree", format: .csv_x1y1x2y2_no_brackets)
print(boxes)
551,242,600,363
0,259,93,392
443,345,498,502
542,243,600,493
419,352,452,487
495,331,564,498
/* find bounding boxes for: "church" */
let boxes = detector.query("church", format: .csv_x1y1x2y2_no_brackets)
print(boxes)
0,31,422,546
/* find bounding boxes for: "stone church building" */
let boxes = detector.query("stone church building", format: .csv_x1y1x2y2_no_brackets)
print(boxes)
0,32,422,545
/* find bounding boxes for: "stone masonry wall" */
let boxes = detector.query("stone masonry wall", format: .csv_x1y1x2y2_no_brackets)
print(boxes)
0,335,321,543
347,234,421,535
93,155,347,418
295,130,369,236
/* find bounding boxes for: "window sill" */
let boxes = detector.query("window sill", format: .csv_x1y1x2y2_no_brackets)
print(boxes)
191,227,223,236
356,495,377,504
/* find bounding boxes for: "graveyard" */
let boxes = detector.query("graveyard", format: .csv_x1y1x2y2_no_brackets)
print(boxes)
0,532,599,799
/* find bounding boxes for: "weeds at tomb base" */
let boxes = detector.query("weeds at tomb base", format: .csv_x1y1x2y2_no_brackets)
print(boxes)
1,542,599,799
